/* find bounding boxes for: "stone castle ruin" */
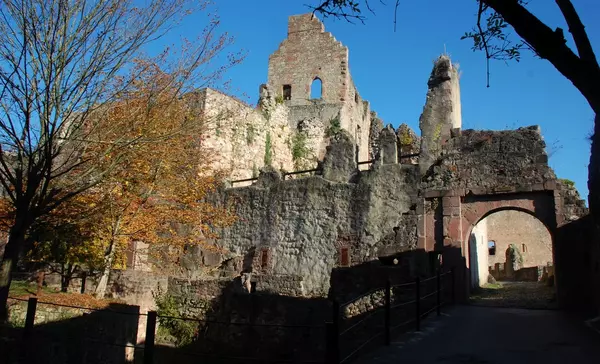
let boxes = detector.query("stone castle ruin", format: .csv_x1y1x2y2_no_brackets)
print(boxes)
120,14,587,305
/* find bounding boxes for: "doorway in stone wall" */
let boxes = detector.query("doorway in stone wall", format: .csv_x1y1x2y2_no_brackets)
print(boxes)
468,209,556,309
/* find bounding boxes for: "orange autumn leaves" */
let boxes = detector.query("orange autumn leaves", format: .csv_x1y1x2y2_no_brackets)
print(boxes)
23,61,236,272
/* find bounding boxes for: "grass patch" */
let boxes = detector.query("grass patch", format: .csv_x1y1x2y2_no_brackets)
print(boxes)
9,280,56,297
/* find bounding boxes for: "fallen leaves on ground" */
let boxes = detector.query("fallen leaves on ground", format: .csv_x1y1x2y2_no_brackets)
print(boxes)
470,281,557,309
9,285,124,310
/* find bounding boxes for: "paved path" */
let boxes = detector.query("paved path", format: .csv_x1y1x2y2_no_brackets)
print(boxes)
354,305,600,364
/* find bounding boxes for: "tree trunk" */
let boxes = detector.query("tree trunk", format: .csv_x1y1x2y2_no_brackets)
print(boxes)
94,240,116,298
589,114,600,216
0,221,29,322
60,263,73,293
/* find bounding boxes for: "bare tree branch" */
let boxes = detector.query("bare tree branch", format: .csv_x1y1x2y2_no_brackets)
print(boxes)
555,0,599,69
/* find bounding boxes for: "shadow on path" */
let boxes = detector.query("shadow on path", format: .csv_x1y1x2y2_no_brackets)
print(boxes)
353,305,600,364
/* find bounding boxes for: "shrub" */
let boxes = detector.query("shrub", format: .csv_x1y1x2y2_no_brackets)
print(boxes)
154,291,198,347
326,117,341,137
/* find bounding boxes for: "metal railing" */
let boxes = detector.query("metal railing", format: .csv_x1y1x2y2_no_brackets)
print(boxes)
325,268,455,364
5,296,325,364
230,153,421,186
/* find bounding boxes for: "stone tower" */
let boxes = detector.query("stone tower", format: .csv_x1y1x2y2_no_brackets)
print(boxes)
266,14,377,164
418,55,462,175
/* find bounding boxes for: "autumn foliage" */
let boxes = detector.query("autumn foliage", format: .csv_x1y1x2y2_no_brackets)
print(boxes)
25,61,238,295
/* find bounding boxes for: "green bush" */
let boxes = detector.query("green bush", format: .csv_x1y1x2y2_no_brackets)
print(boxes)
326,117,341,137
246,125,256,145
291,132,309,162
154,291,198,347
559,178,575,189
264,132,273,166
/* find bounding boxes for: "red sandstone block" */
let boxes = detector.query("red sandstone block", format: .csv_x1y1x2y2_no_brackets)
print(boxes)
417,237,426,249
424,190,443,198
417,216,426,237
516,185,533,192
443,237,453,246
447,218,462,240
493,186,516,194
450,197,461,207
443,204,452,216
544,180,557,190
532,183,545,191
469,188,487,195
416,201,425,214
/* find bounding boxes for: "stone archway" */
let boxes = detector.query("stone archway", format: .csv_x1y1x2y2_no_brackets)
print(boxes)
466,208,554,287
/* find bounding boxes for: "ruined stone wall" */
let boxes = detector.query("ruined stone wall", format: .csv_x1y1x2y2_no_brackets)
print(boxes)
486,210,553,268
287,102,342,167
267,14,371,168
341,78,372,164
205,159,419,296
419,56,462,175
421,126,556,192
197,88,294,180
268,14,348,106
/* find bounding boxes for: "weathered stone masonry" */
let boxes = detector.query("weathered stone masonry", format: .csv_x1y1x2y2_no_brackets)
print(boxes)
123,14,589,311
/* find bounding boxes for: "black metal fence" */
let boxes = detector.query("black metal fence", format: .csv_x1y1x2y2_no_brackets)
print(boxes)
2,268,454,364
325,269,455,363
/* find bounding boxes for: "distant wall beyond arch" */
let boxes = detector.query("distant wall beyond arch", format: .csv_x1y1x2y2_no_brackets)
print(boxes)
486,210,552,268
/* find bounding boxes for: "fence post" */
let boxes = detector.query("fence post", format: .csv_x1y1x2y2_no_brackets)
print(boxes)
451,267,456,305
415,277,421,331
326,300,340,364
384,279,391,346
24,296,37,337
144,311,157,364
436,269,441,316
20,297,37,361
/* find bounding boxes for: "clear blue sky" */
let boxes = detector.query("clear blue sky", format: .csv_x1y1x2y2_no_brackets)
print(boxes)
165,0,599,201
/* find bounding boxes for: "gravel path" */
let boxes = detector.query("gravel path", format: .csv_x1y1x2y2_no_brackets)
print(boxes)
469,281,557,309
353,305,600,364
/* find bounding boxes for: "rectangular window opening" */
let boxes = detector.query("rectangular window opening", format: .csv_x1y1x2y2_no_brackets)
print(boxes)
340,247,350,267
260,249,269,270
283,84,292,100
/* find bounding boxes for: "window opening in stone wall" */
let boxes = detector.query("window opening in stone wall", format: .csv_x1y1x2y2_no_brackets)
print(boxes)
283,84,292,100
488,241,496,256
340,247,350,267
354,89,359,103
310,78,322,99
522,244,527,253
260,249,269,270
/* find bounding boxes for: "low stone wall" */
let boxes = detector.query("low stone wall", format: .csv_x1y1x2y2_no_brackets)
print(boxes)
5,300,140,364
8,299,92,326
489,263,551,282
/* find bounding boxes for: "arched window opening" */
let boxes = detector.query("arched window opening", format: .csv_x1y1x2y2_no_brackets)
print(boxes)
488,241,496,256
522,244,527,253
310,77,322,99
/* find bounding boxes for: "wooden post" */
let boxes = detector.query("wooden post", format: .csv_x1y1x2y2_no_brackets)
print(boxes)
451,267,456,305
144,311,157,364
20,297,38,362
384,280,391,345
437,269,441,316
24,297,37,336
80,272,87,294
330,300,340,364
415,277,421,331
